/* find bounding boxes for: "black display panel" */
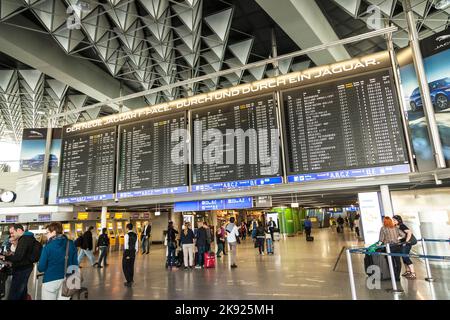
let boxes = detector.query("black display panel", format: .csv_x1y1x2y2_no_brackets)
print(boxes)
57,127,116,203
282,68,409,176
191,95,281,187
117,113,188,197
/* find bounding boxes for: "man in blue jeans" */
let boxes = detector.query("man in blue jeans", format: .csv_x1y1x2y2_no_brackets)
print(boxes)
0,224,36,300
195,222,207,269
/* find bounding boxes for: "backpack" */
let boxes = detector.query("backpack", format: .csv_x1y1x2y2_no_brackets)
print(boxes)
74,235,83,248
29,239,42,263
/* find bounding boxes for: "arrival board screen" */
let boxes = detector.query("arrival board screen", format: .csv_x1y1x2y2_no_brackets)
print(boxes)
57,127,116,203
117,113,188,198
191,95,281,188
283,69,409,179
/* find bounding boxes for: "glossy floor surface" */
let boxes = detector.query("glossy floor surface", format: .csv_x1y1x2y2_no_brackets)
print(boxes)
33,228,450,300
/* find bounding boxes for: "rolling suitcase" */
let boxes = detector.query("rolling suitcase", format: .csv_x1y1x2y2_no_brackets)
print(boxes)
204,252,216,268
266,238,274,254
306,236,314,241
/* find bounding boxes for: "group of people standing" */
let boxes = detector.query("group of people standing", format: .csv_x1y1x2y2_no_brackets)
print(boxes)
167,217,242,270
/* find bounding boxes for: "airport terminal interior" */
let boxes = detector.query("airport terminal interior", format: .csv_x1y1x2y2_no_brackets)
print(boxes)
0,0,449,301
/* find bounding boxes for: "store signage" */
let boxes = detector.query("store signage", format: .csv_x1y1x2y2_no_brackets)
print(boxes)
64,52,390,134
256,196,272,207
358,192,383,245
77,212,88,220
38,214,51,222
174,197,253,212
115,213,123,219
5,215,19,223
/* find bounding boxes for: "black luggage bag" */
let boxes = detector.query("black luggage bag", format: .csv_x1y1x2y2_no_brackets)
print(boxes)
306,236,314,242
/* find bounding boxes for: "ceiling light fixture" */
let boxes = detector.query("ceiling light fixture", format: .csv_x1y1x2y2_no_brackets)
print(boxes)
435,0,450,10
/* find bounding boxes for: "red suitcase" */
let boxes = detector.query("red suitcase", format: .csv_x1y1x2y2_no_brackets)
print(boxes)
204,252,216,268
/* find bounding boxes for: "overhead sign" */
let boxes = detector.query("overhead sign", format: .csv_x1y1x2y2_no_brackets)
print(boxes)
358,192,383,245
77,212,88,220
174,197,253,212
38,214,51,222
256,196,272,207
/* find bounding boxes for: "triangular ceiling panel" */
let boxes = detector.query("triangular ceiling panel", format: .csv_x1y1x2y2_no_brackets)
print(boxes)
228,38,253,65
139,0,169,20
333,0,361,18
1,0,26,20
204,8,233,42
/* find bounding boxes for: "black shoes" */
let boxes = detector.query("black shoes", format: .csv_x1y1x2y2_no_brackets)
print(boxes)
97,265,103,269
231,264,237,268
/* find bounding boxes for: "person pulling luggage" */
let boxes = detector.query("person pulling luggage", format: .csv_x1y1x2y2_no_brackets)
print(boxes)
304,217,312,240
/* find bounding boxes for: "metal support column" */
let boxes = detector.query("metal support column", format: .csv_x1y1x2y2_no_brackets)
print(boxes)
385,28,416,172
40,119,53,205
385,243,403,294
346,249,357,300
101,206,108,229
380,185,393,217
421,238,435,282
404,0,446,169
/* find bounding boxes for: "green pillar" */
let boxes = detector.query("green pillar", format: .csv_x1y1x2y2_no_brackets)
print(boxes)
292,207,300,233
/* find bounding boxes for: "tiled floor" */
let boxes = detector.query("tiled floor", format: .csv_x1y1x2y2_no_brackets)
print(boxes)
32,228,450,300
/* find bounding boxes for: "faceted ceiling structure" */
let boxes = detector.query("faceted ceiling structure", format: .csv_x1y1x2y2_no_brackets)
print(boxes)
0,0,449,144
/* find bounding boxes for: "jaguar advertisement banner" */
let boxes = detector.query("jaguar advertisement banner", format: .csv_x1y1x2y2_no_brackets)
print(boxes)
398,27,450,171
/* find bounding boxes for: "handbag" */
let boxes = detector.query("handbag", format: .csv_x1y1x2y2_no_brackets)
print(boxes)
61,239,81,298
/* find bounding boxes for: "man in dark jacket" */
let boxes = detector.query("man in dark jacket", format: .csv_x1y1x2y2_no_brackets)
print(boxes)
0,224,36,300
195,222,207,269
78,226,95,266
94,228,109,268
141,221,151,254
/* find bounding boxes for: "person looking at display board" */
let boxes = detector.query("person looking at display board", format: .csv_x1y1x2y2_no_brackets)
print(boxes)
123,223,138,287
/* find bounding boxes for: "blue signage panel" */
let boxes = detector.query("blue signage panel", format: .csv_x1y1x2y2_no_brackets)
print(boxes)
117,186,189,199
192,177,282,192
287,164,410,183
57,193,115,204
174,197,253,212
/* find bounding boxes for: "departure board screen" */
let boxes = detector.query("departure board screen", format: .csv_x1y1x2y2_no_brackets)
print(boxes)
117,113,188,198
191,95,282,191
57,127,116,203
283,69,409,181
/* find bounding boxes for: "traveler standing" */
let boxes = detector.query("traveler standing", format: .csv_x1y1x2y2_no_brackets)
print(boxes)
267,218,276,241
378,216,405,280
216,223,226,258
141,221,151,254
123,223,138,287
37,222,78,300
78,226,95,267
393,215,417,280
166,221,179,270
240,222,247,241
195,222,207,268
95,228,109,268
337,216,345,233
204,222,212,252
250,218,258,240
180,222,195,269
226,217,240,268
0,224,41,300
354,214,361,237
255,224,266,255
304,216,312,239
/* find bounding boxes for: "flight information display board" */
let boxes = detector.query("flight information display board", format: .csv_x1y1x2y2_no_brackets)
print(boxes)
57,127,116,203
191,95,282,191
283,68,410,183
117,113,188,198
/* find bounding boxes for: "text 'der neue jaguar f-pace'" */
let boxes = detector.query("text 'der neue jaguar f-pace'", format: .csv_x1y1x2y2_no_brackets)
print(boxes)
409,77,450,112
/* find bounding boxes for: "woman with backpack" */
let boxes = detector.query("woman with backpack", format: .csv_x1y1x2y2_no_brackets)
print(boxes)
38,222,78,300
393,215,417,280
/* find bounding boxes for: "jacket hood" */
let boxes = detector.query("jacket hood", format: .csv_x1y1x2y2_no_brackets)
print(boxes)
48,235,67,248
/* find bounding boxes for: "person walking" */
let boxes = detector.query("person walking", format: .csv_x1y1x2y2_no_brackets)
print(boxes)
304,216,312,239
378,216,405,281
37,222,78,300
180,222,195,270
267,217,276,241
225,217,240,269
337,216,345,233
141,221,151,254
255,223,266,255
354,214,361,238
78,226,95,267
393,215,417,280
195,222,207,269
95,228,109,268
216,223,226,258
166,221,179,270
0,224,41,300
123,223,138,287
240,222,247,241
250,218,258,241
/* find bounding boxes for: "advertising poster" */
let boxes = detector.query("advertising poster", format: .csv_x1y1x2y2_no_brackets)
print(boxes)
15,129,48,205
358,192,383,245
398,27,450,171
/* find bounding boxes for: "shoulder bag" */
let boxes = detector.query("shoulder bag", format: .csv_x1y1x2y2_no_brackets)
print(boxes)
61,239,82,298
